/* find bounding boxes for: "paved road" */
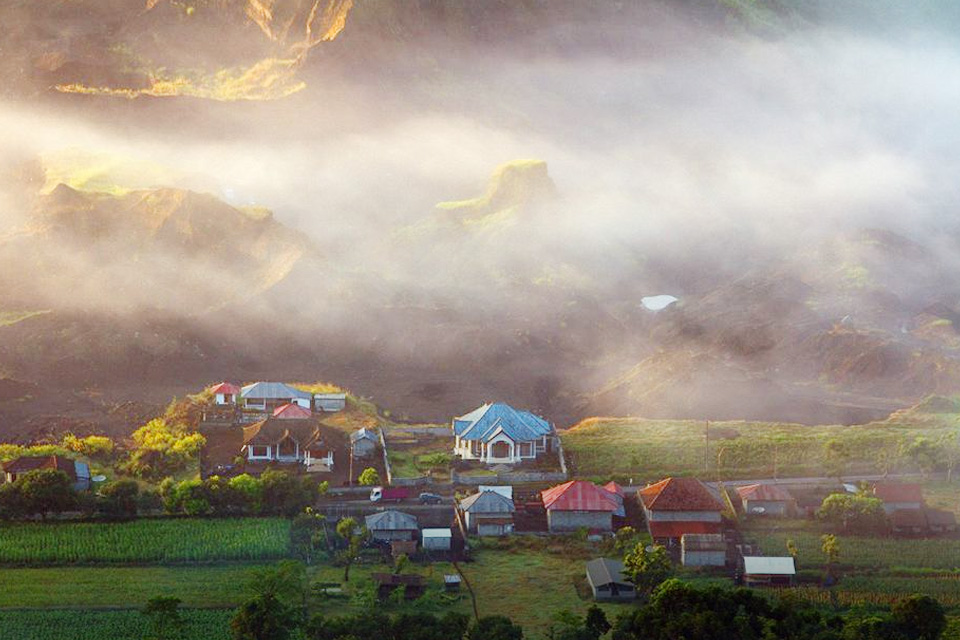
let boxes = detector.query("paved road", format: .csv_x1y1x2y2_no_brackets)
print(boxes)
621,473,925,494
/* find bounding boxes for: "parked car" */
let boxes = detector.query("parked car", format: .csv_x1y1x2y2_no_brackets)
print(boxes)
419,492,443,505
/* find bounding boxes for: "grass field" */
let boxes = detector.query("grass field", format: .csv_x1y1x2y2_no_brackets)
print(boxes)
0,518,290,565
562,415,958,481
0,608,234,640
0,565,263,607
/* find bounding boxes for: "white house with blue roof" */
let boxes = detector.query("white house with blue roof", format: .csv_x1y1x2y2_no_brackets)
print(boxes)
452,403,556,464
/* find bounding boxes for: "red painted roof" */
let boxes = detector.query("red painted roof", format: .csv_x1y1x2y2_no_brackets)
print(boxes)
211,382,240,395
648,520,722,540
2,455,77,481
541,480,619,512
273,403,312,419
736,484,794,502
603,481,624,497
873,483,924,504
639,477,724,512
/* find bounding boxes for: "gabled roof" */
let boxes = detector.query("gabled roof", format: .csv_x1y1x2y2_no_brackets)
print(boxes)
452,403,553,443
585,558,631,587
873,483,924,504
649,521,722,539
241,382,311,400
925,508,957,527
2,455,77,481
541,480,619,512
743,556,796,576
350,428,378,443
273,403,313,419
603,481,624,497
365,510,418,531
890,508,927,528
639,477,724,512
736,484,794,502
460,490,516,514
242,418,321,449
211,382,240,395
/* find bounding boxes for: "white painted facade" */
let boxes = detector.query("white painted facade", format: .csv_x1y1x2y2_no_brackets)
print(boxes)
215,392,236,405
454,430,547,464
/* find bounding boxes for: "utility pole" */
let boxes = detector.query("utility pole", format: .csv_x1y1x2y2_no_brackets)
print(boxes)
704,421,710,472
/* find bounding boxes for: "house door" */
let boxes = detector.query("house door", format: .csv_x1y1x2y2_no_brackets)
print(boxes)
492,441,511,459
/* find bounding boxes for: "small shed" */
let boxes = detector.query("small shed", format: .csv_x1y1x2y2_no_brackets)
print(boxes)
371,573,425,600
365,510,419,542
873,483,924,514
211,382,240,405
460,490,516,535
742,556,796,587
350,428,379,458
422,528,453,551
315,393,347,412
585,558,636,602
736,484,795,517
681,533,726,567
443,574,462,592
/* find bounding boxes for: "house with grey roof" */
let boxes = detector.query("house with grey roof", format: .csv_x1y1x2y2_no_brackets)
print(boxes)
459,489,516,535
452,402,556,464
315,393,347,412
365,510,419,542
585,558,636,602
240,382,312,413
350,428,378,458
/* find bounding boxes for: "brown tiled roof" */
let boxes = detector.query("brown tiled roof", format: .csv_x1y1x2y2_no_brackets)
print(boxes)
639,477,724,512
737,484,794,502
242,417,321,449
2,455,76,481
874,483,924,504
890,508,927,528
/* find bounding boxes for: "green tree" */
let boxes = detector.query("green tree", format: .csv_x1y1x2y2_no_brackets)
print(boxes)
261,470,318,517
817,493,887,534
823,439,852,481
469,615,524,640
905,437,943,479
228,474,263,514
821,533,840,579
623,543,672,596
358,467,380,486
584,606,610,640
613,526,638,553
98,479,140,519
18,469,77,519
335,517,369,582
142,596,184,640
230,593,296,640
893,594,947,640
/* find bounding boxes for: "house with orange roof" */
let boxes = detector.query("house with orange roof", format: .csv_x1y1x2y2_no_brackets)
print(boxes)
638,477,725,544
541,480,620,533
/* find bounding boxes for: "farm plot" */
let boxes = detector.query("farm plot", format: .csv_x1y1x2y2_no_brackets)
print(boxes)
561,417,952,481
0,518,290,565
0,608,233,640
384,426,453,481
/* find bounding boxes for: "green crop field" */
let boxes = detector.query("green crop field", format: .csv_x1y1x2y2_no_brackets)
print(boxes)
0,518,290,565
561,415,957,481
0,608,233,640
0,565,264,608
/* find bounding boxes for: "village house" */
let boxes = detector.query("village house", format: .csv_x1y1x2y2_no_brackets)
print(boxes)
315,393,347,412
365,510,419,542
421,528,453,551
240,382,312,413
541,480,620,533
459,489,516,535
890,508,929,536
211,382,240,405
741,556,796,587
585,558,636,602
873,483,924,514
638,477,725,544
241,417,333,471
350,428,379,458
452,402,556,465
736,483,796,517
2,455,91,491
371,573,425,600
925,509,958,534
681,533,727,567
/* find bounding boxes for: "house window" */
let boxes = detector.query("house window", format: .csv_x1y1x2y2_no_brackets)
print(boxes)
520,442,534,457
492,441,511,459
250,446,269,458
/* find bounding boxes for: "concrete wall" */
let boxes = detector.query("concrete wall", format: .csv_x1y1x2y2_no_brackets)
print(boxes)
371,530,416,542
647,510,722,522
547,510,612,533
682,550,726,567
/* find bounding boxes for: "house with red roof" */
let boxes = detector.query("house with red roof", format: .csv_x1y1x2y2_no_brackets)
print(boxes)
211,382,240,406
736,483,796,517
2,455,91,491
273,403,313,420
541,480,620,533
873,483,924,514
638,477,725,544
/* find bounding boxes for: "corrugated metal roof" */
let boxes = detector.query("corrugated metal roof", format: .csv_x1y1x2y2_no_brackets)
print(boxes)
365,510,419,531
422,528,452,538
737,484,794,502
873,483,924,503
211,382,240,395
460,490,516,514
350,428,378,443
452,403,553,443
585,558,630,587
240,382,311,400
743,556,796,576
478,485,513,500
273,403,313,419
541,481,619,512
